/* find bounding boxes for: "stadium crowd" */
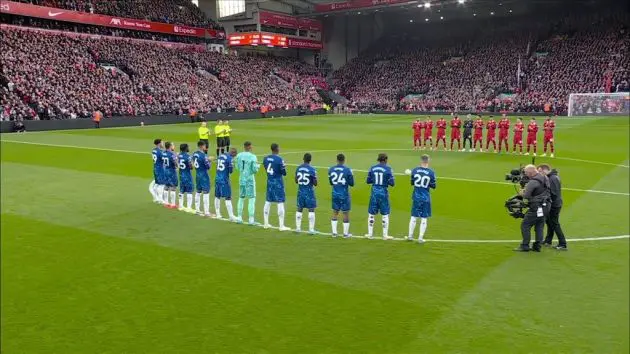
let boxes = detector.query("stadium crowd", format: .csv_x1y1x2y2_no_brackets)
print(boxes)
17,0,223,29
0,27,322,121
334,12,629,114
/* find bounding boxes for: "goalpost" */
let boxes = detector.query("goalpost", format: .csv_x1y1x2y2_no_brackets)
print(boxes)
567,92,630,117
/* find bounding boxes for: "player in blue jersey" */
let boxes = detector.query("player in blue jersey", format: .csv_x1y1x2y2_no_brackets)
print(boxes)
150,138,165,204
295,153,318,234
366,153,395,239
328,154,355,238
192,140,214,217
407,154,436,243
262,143,290,231
214,147,237,221
177,143,195,213
163,141,179,208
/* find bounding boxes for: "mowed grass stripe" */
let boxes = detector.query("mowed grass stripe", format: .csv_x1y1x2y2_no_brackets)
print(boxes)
2,139,628,196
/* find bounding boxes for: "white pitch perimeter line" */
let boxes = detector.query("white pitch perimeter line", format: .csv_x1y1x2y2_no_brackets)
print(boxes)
2,140,629,197
182,211,630,243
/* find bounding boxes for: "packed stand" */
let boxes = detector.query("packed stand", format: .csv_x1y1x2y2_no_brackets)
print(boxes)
18,0,223,29
0,27,321,120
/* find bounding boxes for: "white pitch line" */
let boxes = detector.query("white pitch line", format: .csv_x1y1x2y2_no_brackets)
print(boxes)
175,209,630,243
2,139,629,197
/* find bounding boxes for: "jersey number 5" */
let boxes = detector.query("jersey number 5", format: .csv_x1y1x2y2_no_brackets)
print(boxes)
179,160,187,170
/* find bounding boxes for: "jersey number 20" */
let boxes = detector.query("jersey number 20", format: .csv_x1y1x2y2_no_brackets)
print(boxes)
414,174,431,188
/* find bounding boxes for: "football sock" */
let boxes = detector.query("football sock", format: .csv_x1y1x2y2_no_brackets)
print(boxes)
419,218,428,240
295,212,303,231
149,181,157,201
382,215,390,237
162,186,169,203
331,218,338,234
308,212,316,232
203,193,210,215
214,198,221,217
247,199,256,223
195,193,201,212
226,200,234,219
170,191,176,205
263,201,271,226
367,214,375,236
408,217,417,238
178,193,184,209
278,203,286,228
237,198,244,218
186,193,193,210
343,222,350,236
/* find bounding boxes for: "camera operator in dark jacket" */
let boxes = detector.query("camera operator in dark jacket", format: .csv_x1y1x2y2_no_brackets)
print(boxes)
539,164,567,250
514,165,551,252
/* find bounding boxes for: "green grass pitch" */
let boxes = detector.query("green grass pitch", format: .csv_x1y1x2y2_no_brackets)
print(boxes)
1,114,629,353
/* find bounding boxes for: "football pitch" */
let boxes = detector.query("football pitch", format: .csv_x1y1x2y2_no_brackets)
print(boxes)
1,114,629,353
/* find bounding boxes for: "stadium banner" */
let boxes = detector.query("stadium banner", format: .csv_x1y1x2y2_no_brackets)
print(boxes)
258,11,322,32
314,0,416,13
0,0,225,38
1,24,207,50
228,32,322,50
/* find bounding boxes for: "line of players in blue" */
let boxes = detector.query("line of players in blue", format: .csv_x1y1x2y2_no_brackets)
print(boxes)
150,139,437,242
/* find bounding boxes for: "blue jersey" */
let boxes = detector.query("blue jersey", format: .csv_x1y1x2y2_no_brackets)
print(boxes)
192,150,211,193
328,164,354,212
296,164,317,209
263,154,287,203
410,166,436,218
366,164,394,215
178,152,193,193
151,147,164,184
215,153,233,199
163,150,178,187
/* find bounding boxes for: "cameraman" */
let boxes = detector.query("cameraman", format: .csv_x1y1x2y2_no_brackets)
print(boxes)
539,164,567,250
514,165,551,252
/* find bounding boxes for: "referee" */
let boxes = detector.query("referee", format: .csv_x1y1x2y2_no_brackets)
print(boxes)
198,121,210,149
223,120,232,153
214,120,225,156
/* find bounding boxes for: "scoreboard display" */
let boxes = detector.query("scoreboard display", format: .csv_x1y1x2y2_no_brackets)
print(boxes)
228,33,288,48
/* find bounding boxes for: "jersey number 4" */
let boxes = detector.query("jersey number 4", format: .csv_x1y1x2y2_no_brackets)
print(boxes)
413,174,431,188
266,163,274,175
330,172,346,185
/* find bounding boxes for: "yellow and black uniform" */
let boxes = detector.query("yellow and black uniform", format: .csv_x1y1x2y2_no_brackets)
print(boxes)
214,124,225,155
223,123,232,151
198,125,210,148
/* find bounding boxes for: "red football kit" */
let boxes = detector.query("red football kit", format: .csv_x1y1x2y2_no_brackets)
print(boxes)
485,120,497,150
513,121,524,153
450,117,462,150
498,118,510,152
412,121,423,148
473,119,484,149
527,121,538,153
435,119,447,149
424,120,434,145
543,119,556,154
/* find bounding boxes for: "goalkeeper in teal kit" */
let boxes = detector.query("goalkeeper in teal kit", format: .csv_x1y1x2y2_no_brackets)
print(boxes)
235,141,260,225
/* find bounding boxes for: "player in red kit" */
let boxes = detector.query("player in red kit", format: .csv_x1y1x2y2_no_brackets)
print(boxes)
473,116,484,152
435,117,447,150
513,117,524,154
542,117,556,158
412,119,423,150
525,118,539,156
485,117,498,153
450,115,462,151
498,114,510,153
423,117,434,150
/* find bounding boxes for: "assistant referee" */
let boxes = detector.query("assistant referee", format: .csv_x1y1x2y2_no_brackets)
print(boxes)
198,121,210,149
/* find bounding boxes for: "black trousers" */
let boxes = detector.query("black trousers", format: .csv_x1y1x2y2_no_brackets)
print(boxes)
463,134,473,149
520,205,549,249
544,206,567,246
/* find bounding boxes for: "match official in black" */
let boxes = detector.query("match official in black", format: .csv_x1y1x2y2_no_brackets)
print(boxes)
539,164,567,250
463,115,474,151
514,165,551,252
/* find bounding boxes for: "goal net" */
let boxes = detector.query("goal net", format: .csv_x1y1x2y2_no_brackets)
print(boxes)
568,92,630,117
